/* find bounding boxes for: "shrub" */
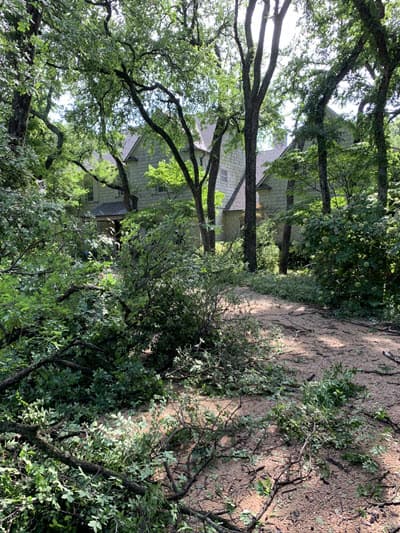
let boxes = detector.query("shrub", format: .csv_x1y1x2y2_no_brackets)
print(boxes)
170,317,294,396
302,195,400,314
119,213,243,371
246,271,326,305
256,219,280,272
272,365,364,452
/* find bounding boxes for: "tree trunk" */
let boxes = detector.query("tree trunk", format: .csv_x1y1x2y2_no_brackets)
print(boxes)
374,70,390,208
114,157,136,212
7,2,42,150
194,190,211,252
206,116,227,252
279,178,295,274
243,112,259,272
317,127,331,214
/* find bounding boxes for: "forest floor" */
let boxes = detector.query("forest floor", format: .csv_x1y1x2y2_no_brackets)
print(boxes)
126,289,400,532
218,288,400,533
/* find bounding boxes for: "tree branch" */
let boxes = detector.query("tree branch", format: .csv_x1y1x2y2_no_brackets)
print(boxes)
0,340,80,393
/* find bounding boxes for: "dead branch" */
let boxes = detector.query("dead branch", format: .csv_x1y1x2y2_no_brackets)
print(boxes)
362,410,400,433
358,369,400,377
244,425,314,532
382,350,400,365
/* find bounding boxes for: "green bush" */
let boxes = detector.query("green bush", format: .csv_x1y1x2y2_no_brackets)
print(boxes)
120,212,244,371
256,219,280,272
246,271,325,305
302,195,400,314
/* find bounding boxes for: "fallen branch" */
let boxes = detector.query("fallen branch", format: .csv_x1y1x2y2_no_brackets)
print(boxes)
56,284,132,320
0,421,147,495
358,369,400,377
244,425,314,531
0,421,243,532
0,341,78,393
382,350,400,366
0,339,102,393
362,410,400,433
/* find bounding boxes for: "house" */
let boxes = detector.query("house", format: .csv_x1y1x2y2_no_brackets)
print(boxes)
222,141,287,240
257,111,356,242
85,125,287,242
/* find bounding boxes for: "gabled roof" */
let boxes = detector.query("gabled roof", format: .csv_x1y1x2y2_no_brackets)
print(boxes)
194,122,216,152
224,144,287,212
122,123,217,161
122,134,140,161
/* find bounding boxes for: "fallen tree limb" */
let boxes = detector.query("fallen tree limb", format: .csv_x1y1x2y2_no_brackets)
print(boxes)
383,350,400,366
0,421,243,532
0,341,79,393
0,421,147,495
56,284,132,321
57,284,105,302
358,369,400,377
0,339,103,394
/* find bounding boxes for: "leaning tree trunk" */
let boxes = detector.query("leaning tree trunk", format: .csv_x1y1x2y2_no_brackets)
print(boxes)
206,115,228,252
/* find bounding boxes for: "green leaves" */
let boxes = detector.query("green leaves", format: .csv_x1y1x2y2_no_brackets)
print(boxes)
302,194,400,314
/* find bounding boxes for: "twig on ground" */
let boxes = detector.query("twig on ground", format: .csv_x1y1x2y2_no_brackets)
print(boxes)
382,350,400,365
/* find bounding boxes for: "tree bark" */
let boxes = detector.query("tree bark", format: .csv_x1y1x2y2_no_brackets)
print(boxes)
205,116,229,252
7,2,42,150
243,114,259,272
194,188,211,252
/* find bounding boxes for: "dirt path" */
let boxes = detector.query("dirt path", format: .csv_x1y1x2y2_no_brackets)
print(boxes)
180,289,400,532
237,288,400,423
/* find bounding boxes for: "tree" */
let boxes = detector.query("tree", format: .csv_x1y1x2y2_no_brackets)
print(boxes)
54,0,236,252
234,0,292,271
278,138,304,274
3,1,42,151
351,0,400,208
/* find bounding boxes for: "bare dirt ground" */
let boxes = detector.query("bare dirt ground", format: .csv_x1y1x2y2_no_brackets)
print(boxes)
167,289,400,532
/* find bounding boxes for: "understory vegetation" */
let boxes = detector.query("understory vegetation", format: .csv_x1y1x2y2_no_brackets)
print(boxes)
1,188,398,532
243,195,400,324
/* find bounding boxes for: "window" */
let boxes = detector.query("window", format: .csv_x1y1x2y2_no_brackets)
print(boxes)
220,169,228,183
155,184,167,193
